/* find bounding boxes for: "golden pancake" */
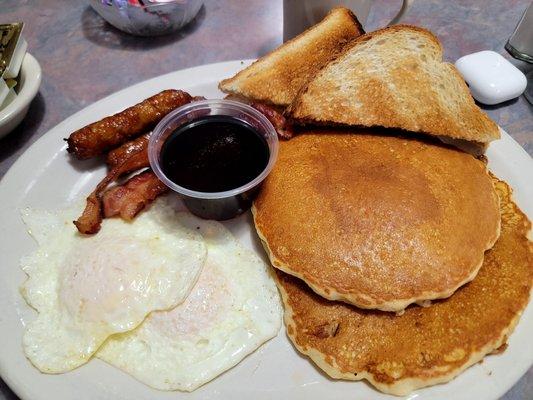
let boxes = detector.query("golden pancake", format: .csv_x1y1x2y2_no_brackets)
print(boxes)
275,178,533,396
253,131,500,311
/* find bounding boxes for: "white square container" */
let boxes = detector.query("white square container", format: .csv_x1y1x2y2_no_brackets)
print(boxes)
455,50,527,105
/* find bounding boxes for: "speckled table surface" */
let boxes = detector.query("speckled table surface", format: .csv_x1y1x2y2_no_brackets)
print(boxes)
0,0,531,399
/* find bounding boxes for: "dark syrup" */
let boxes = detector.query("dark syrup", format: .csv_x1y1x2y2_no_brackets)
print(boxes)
159,115,270,220
160,115,269,193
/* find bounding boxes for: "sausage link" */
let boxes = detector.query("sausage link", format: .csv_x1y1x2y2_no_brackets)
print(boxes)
67,89,192,159
107,133,150,169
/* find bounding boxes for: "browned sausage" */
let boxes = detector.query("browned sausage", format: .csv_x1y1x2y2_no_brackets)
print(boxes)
107,133,150,169
66,89,192,159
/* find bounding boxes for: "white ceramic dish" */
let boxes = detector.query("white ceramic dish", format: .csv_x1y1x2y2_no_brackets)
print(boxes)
0,60,532,400
0,53,42,139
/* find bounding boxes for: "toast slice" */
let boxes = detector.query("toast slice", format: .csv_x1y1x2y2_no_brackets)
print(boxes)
218,7,364,107
288,25,500,144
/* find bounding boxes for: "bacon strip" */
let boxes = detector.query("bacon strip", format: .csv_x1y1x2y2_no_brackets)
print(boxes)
74,150,150,234
67,89,192,159
224,94,252,104
224,95,296,139
251,102,295,140
107,133,150,169
102,170,169,221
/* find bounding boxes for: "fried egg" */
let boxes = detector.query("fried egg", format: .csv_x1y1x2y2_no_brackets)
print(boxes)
97,213,282,391
20,197,206,373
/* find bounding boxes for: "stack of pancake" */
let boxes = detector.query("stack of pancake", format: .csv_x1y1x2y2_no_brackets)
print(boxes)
220,8,533,396
252,132,531,395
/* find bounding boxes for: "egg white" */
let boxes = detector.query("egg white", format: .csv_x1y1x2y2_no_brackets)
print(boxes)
20,197,207,373
97,212,282,391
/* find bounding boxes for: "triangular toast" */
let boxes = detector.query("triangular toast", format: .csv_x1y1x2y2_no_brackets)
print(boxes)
219,7,364,107
288,25,500,144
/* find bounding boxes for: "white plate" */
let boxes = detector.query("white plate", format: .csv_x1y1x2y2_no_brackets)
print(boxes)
0,60,532,400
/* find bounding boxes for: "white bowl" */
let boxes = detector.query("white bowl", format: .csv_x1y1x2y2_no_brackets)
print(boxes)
0,53,42,139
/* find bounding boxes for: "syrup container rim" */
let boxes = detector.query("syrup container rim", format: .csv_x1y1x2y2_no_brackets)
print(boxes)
148,99,279,200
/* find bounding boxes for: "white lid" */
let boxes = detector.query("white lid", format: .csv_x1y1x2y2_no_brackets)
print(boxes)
455,50,527,105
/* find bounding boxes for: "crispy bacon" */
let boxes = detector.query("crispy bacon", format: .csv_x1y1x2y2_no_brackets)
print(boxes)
250,102,294,140
224,94,251,104
102,170,169,221
74,193,101,235
107,133,150,169
74,150,150,234
224,95,295,139
67,89,192,159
